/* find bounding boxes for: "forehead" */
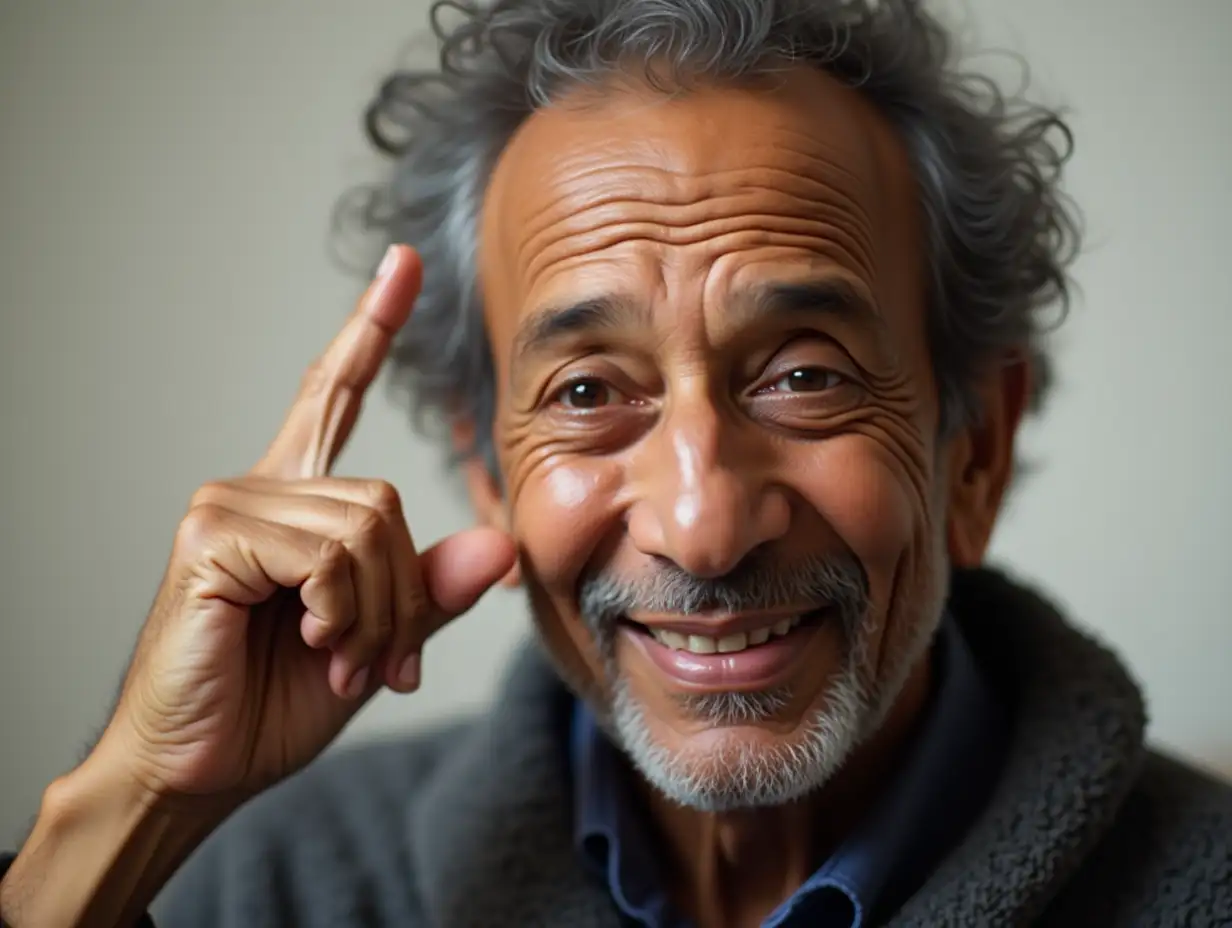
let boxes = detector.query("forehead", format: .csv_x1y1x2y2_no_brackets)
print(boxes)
479,67,923,343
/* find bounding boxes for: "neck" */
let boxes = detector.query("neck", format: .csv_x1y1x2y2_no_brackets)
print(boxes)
640,655,934,928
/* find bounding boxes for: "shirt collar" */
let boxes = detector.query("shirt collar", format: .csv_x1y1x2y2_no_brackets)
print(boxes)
768,614,1009,925
571,698,674,924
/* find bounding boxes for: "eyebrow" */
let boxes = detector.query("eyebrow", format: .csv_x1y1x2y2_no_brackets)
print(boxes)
512,295,645,359
730,278,883,332
511,277,880,360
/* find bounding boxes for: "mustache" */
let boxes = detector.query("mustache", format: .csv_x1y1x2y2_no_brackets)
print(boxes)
577,550,870,638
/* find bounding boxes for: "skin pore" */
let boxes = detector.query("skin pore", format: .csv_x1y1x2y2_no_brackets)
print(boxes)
462,67,1026,928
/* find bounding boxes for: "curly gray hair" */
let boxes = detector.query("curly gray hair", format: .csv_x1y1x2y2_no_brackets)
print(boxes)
341,0,1081,477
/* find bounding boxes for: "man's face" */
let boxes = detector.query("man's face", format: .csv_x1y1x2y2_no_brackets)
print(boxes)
472,68,990,810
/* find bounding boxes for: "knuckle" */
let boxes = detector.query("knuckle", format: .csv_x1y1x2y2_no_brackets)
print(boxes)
350,610,393,654
348,507,388,554
362,480,404,521
187,481,227,511
176,503,228,553
392,575,433,650
370,606,394,637
316,538,351,578
400,581,433,624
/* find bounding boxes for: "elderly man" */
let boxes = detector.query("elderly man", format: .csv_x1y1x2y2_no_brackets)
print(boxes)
2,0,1229,926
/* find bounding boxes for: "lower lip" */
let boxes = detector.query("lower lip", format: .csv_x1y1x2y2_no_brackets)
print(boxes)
622,620,821,691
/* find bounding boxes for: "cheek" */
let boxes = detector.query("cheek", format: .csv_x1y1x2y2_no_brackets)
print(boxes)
511,459,623,585
793,437,919,561
788,432,937,615
507,455,626,690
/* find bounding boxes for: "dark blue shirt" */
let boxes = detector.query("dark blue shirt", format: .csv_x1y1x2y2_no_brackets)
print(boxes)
569,615,1008,927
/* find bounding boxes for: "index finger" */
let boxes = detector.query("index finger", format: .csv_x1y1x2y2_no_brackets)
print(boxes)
253,245,423,479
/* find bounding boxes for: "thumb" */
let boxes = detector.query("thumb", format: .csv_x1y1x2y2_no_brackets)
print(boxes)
420,527,518,619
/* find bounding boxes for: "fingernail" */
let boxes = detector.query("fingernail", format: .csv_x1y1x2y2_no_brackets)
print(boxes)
398,653,421,691
375,244,399,281
346,665,370,700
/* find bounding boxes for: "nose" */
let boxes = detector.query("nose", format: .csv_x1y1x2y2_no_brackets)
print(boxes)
626,403,791,578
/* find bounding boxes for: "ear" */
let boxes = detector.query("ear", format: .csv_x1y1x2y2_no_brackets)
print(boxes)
944,355,1031,568
454,421,522,588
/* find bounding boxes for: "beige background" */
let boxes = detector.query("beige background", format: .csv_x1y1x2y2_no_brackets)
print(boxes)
1,0,1229,844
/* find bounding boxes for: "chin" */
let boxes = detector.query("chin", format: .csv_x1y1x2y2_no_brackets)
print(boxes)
608,668,872,812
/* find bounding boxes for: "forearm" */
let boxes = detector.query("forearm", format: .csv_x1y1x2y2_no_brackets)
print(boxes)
0,747,229,928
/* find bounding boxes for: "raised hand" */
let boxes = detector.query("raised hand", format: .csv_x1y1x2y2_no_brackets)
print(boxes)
99,245,517,803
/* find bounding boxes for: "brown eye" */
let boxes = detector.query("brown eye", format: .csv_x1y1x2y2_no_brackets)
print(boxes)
556,378,619,409
770,367,843,393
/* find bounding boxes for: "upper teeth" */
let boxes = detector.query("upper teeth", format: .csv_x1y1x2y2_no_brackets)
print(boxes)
651,616,801,655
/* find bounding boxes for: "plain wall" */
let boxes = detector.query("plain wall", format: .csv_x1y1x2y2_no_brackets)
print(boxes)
1,0,1229,843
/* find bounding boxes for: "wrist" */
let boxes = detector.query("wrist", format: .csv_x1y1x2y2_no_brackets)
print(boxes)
0,747,231,928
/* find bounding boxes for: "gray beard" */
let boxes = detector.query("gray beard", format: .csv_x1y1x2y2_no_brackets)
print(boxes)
606,607,937,812
559,550,941,812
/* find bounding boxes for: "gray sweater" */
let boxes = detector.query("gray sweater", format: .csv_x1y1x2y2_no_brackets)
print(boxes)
153,569,1232,926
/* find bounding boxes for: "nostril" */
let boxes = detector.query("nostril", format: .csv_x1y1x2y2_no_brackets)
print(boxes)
624,466,788,576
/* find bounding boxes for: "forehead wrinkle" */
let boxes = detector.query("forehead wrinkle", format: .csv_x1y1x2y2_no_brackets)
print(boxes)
503,112,883,221
519,206,880,294
513,173,679,280
498,105,885,211
484,76,918,344
525,226,879,301
513,145,880,255
503,127,887,262
513,171,881,287
517,162,880,238
512,161,677,248
764,125,874,179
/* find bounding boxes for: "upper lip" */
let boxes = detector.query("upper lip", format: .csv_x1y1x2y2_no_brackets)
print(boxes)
625,606,826,639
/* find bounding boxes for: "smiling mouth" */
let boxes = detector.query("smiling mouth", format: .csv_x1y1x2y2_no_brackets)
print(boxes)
621,607,830,653
618,608,831,690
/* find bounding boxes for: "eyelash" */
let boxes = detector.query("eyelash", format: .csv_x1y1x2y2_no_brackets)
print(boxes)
548,365,847,411
550,377,626,410
757,366,847,395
